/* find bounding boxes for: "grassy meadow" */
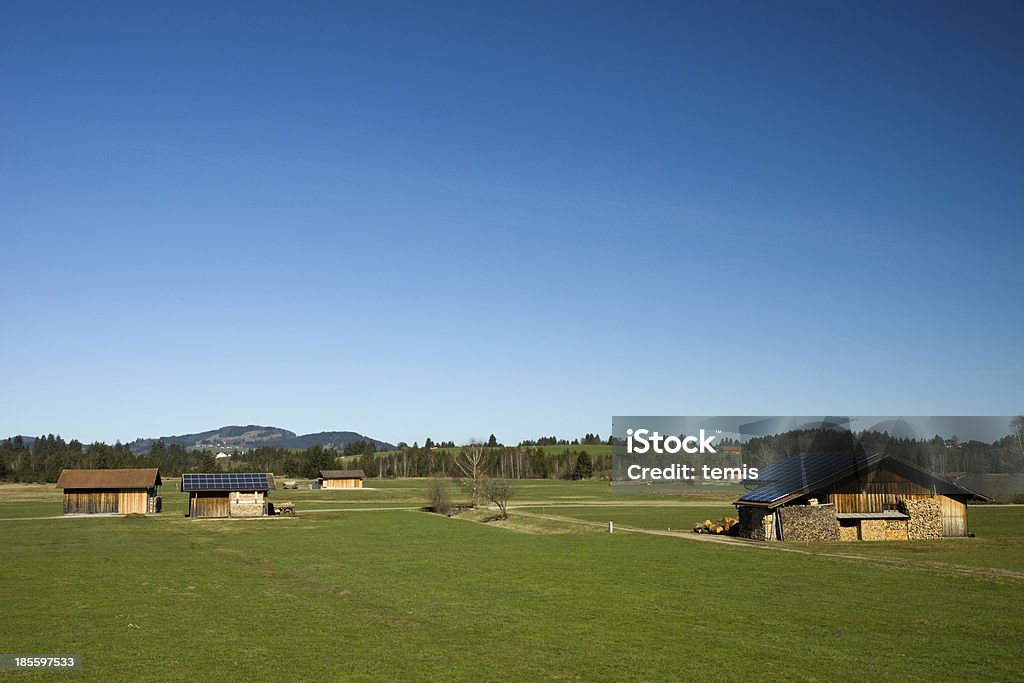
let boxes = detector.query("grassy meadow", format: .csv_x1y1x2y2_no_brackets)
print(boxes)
1,480,1022,681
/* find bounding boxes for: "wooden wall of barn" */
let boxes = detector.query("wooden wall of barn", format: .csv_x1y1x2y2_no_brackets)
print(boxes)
189,492,230,518
818,461,970,536
63,489,149,515
824,492,968,537
322,479,362,489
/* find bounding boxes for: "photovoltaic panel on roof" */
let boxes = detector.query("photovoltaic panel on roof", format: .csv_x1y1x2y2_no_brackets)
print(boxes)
181,472,274,491
736,452,988,508
737,452,878,504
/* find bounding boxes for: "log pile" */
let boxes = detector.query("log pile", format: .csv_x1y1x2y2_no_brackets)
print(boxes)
859,519,887,541
693,517,739,535
777,503,840,541
899,498,942,539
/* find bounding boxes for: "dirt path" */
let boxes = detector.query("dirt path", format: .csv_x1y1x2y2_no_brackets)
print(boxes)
509,501,734,508
298,506,421,513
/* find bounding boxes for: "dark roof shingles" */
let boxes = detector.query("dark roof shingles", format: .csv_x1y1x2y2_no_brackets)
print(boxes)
56,468,162,489
319,470,365,479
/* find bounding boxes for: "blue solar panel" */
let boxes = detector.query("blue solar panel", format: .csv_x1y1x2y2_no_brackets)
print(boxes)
181,473,274,491
736,451,988,507
737,452,878,505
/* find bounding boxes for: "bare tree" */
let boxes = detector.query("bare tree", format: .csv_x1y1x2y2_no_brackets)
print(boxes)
1011,416,1024,474
455,442,489,506
484,478,514,520
425,476,453,515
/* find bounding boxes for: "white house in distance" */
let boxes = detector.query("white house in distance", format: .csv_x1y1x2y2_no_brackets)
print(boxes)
215,451,231,460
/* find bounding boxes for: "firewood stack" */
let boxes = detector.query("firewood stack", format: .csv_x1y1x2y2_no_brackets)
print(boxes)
693,516,739,535
899,498,943,539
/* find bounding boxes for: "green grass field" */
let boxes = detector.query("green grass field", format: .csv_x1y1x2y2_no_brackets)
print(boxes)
2,481,1022,681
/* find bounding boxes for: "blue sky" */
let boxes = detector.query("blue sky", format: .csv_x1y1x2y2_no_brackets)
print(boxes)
2,1,1022,446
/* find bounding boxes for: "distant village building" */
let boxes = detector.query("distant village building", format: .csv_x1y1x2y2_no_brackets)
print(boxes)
735,452,987,541
215,451,232,459
182,473,275,518
318,470,365,489
720,446,743,463
56,468,162,515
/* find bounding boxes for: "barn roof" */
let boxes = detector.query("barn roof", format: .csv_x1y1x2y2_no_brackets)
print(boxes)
56,468,162,489
181,473,275,492
735,452,988,508
320,470,365,480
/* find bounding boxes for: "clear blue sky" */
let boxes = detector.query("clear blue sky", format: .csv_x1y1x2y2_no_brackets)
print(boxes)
2,1,1022,446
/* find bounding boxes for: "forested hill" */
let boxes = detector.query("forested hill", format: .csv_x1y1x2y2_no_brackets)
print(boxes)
127,425,394,454
276,431,393,451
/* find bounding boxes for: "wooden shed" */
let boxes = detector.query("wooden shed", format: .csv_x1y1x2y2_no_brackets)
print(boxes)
735,452,988,541
56,468,162,515
182,473,275,518
319,469,365,489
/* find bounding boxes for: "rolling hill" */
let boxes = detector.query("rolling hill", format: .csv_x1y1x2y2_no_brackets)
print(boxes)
126,425,394,454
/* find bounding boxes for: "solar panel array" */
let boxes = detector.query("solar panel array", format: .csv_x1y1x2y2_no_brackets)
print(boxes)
181,473,274,491
738,452,878,504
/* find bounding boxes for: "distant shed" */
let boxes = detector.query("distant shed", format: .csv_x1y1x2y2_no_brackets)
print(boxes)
56,468,162,515
735,452,988,541
319,470,365,489
182,473,275,518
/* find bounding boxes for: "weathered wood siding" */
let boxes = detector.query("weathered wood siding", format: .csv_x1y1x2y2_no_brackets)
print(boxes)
63,489,149,514
936,496,967,537
189,492,230,518
821,461,970,536
824,495,966,536
322,478,362,489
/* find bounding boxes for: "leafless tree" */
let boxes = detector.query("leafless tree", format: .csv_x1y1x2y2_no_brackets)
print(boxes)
484,478,514,520
455,442,489,506
1011,416,1024,473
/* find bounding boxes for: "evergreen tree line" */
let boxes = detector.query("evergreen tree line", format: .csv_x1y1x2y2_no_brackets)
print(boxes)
0,436,610,483
519,434,613,446
0,436,384,483
740,428,1024,474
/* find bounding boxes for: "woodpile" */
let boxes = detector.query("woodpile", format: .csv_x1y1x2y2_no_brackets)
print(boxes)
693,517,739,535
899,498,942,539
737,507,775,540
777,504,840,542
859,519,887,541
884,519,909,540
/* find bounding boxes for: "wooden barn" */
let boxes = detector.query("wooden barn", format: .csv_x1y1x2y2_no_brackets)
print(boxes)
735,452,988,541
182,473,275,518
56,468,162,515
318,469,365,489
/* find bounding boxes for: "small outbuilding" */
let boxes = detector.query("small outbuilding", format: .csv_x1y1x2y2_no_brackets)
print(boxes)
319,469,365,489
735,452,988,541
182,473,275,518
56,468,162,515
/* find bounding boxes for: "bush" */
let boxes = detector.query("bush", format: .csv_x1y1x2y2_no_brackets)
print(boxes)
426,477,453,515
